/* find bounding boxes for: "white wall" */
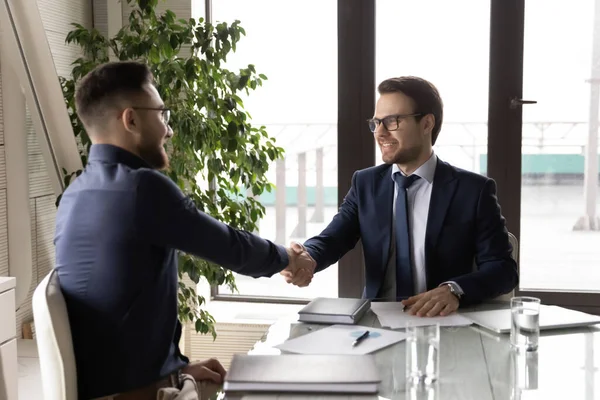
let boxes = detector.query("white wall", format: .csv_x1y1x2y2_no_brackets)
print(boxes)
0,77,8,281
7,0,92,336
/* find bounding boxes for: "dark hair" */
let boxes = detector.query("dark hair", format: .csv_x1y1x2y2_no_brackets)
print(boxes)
377,76,443,145
75,61,154,129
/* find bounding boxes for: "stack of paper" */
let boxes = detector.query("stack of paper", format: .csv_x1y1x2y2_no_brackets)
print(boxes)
274,324,406,355
371,302,472,329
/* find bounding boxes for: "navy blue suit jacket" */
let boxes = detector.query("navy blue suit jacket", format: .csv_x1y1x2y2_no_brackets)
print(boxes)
304,158,518,305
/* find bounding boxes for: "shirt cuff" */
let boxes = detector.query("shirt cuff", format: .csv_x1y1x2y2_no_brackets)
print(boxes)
440,281,464,296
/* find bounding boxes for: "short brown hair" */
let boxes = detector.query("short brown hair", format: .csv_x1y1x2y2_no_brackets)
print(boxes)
75,61,154,129
377,76,443,145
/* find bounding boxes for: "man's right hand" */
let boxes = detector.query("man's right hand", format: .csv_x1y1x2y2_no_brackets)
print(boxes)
182,357,227,383
280,242,316,287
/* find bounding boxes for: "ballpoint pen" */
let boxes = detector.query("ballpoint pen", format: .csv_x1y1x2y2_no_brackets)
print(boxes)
392,296,409,313
352,330,370,347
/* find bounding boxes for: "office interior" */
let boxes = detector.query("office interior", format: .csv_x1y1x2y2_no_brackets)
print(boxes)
0,0,599,399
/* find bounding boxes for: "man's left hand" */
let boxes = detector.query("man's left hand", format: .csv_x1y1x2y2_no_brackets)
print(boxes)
401,285,459,317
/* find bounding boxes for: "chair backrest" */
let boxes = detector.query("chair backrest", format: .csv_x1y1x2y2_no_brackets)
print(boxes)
507,231,519,266
32,269,77,400
472,232,518,302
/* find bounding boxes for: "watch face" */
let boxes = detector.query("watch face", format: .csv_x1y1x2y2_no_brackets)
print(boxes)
448,284,461,297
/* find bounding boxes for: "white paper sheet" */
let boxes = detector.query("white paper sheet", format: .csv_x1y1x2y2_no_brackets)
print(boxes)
371,302,473,329
274,324,407,355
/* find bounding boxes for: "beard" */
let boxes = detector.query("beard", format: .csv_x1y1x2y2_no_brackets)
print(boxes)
382,144,422,165
138,140,169,170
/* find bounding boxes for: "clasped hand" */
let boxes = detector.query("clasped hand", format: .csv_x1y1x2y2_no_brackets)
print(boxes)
280,242,316,287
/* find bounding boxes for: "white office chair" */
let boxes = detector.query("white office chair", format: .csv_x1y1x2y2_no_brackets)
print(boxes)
472,231,518,302
32,269,77,400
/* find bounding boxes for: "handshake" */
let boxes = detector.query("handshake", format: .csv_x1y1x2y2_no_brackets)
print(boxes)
280,242,317,287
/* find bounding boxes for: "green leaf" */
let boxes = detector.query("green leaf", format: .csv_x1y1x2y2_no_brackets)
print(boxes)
164,9,176,24
227,121,237,137
169,34,179,49
149,46,160,63
227,137,238,152
238,74,249,89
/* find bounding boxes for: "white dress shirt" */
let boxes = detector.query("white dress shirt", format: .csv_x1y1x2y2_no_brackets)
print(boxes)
378,151,463,299
393,152,436,294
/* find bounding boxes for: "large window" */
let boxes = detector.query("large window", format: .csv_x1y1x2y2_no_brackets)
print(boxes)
519,0,600,293
211,0,338,300
200,1,600,311
375,1,490,172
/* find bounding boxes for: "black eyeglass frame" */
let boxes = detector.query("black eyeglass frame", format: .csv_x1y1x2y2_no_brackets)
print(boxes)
366,113,423,133
132,107,171,124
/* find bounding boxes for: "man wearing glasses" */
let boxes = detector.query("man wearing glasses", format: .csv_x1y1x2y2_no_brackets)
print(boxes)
55,61,313,400
282,76,518,317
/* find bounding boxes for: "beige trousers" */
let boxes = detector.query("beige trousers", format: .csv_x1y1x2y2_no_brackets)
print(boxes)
156,374,198,400
93,374,220,400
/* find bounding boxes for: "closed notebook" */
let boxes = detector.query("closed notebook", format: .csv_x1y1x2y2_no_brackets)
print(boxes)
223,354,380,394
298,297,371,324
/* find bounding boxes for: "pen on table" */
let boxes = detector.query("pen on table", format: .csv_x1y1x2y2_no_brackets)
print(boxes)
352,330,370,347
399,298,410,313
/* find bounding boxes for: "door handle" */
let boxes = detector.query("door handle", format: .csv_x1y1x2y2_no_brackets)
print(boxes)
510,97,538,109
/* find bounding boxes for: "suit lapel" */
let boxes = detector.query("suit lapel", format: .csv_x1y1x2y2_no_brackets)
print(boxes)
425,159,458,278
374,166,394,274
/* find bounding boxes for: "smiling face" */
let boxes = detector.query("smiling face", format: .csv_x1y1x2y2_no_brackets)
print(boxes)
373,92,434,166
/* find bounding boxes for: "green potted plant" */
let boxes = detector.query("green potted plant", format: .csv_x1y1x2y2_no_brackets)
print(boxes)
58,0,284,338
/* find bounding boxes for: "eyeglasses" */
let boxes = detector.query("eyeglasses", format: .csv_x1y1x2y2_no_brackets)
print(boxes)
132,107,171,124
367,113,422,133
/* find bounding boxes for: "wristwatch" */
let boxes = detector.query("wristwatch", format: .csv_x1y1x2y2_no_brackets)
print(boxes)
445,282,463,300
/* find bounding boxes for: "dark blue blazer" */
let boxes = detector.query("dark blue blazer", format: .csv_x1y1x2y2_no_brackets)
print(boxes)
304,158,518,305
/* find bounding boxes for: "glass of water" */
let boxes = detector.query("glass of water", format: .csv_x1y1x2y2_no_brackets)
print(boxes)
510,296,540,351
405,323,440,385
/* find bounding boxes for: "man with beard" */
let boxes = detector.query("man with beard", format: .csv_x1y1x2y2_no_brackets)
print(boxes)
281,76,518,316
54,61,314,400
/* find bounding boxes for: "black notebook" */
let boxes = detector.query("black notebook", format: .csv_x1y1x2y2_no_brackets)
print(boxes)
298,297,371,324
224,354,380,394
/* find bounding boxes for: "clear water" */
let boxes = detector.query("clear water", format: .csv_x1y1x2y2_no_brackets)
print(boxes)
511,309,539,351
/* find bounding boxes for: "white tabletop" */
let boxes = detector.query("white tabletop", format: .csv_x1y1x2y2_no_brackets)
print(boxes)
223,303,600,400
